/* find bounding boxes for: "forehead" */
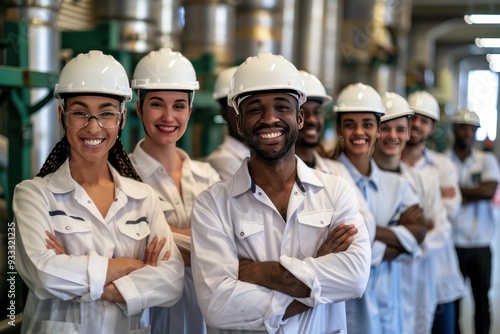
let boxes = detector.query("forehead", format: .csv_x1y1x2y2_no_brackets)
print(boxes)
65,95,121,106
381,117,409,128
240,92,296,109
412,113,433,122
340,113,377,122
144,90,189,100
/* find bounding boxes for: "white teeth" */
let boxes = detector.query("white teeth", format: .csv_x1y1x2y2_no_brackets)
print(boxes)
84,139,103,146
158,125,175,131
353,139,367,144
261,132,282,139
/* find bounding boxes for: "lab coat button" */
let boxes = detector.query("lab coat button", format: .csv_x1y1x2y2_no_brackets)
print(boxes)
87,200,92,204
258,192,262,196
114,198,118,202
320,220,324,224
136,233,140,236
240,232,244,236
294,191,298,196
65,226,70,230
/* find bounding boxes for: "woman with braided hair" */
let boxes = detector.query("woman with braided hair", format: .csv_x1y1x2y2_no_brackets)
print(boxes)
13,50,184,334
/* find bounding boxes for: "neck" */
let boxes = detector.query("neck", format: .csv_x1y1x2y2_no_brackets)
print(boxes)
401,142,425,166
294,146,315,166
345,152,371,176
141,137,183,173
453,144,471,161
248,150,297,190
69,157,112,185
373,150,400,173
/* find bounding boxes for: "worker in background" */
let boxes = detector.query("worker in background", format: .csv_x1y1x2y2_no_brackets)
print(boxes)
333,83,426,334
13,50,184,333
373,92,455,334
447,109,500,334
295,70,376,241
191,52,371,333
129,48,220,334
400,91,465,333
206,66,250,179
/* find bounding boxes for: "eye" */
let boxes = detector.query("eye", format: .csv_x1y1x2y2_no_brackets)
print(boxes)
150,101,164,108
99,111,118,119
275,104,292,112
364,122,374,128
173,103,188,110
70,111,89,118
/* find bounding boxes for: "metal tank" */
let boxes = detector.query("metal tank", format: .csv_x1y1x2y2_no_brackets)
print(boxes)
182,0,236,71
1,0,61,176
153,0,182,49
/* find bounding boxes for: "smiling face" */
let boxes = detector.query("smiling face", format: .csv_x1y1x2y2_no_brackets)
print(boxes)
237,92,303,162
376,116,410,157
408,113,436,146
337,112,380,158
296,99,323,148
138,90,192,147
453,123,478,150
62,95,124,166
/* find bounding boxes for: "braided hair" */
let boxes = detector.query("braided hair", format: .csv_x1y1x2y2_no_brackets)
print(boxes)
37,135,142,181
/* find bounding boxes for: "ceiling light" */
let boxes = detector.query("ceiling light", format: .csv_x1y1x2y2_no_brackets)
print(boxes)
489,62,500,72
486,54,500,63
464,14,500,24
476,38,500,48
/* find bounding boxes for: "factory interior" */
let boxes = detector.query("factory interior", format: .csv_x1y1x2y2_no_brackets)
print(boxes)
0,0,500,333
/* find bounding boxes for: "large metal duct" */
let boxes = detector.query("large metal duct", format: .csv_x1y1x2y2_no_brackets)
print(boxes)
234,0,295,63
182,0,236,71
340,0,411,95
153,0,182,49
297,0,341,95
1,0,61,176
96,0,157,53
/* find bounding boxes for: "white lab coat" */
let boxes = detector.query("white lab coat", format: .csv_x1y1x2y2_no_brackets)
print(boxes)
130,140,220,334
14,159,184,334
191,157,371,334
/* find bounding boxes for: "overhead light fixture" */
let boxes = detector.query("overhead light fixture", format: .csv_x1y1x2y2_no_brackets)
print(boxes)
486,54,500,63
475,38,500,48
464,14,500,24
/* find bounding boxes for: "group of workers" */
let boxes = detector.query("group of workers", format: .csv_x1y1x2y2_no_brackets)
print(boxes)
11,48,500,334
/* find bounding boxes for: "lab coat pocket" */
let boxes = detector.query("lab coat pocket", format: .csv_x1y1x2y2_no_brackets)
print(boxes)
159,197,174,218
297,210,334,257
52,216,93,256
234,221,265,256
40,320,81,334
117,218,151,259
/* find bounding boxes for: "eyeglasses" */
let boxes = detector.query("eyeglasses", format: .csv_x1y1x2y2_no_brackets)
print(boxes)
64,111,122,129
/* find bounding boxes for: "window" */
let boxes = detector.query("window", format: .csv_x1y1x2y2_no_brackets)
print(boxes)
467,70,498,141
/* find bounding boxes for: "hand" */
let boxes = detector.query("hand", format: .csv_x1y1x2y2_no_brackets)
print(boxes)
399,204,425,227
440,186,457,199
45,231,66,255
143,236,170,267
238,259,256,284
315,224,358,257
101,283,125,304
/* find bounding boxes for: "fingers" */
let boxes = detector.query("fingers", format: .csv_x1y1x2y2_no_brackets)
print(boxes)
144,236,167,266
45,230,66,255
162,250,171,261
316,224,358,257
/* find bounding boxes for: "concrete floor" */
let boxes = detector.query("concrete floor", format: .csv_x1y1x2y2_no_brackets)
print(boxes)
458,207,500,334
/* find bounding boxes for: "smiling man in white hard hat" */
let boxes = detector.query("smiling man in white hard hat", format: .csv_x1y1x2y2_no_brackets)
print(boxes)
190,53,371,334
446,109,500,334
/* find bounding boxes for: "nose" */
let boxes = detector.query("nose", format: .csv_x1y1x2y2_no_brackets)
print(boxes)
85,116,102,131
260,107,280,125
353,124,364,135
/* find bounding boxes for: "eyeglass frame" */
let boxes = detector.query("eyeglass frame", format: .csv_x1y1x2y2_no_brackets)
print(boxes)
63,110,124,129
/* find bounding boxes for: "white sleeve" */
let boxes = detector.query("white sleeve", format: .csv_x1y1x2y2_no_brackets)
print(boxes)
13,180,108,301
279,180,371,307
440,157,462,221
482,152,500,183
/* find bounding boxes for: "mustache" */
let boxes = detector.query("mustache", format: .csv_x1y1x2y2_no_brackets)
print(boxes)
253,123,288,133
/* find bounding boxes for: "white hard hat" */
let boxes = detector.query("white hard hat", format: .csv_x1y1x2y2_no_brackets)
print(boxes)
213,66,238,101
299,70,332,106
407,91,440,122
227,52,306,114
54,50,132,101
132,48,200,92
451,109,481,127
334,83,386,116
380,92,414,123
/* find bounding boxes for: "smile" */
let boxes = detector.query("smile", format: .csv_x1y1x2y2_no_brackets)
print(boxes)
83,139,104,146
261,131,282,139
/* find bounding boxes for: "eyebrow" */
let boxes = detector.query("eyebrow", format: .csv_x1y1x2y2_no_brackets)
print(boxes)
67,101,119,109
343,117,376,122
148,96,188,103
245,96,293,107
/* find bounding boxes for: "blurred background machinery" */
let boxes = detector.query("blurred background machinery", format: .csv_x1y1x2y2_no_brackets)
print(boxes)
1,0,500,332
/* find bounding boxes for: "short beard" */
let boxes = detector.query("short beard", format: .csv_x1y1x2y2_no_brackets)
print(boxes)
246,126,299,162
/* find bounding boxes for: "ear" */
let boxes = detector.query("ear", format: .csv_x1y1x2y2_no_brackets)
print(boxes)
297,108,304,129
376,126,381,139
236,114,243,136
58,105,64,128
135,100,142,119
121,108,127,130
189,105,193,117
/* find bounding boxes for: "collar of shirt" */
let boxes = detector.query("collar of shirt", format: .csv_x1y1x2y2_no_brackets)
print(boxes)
338,153,379,192
45,158,150,200
448,147,478,165
229,156,323,198
131,138,211,182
